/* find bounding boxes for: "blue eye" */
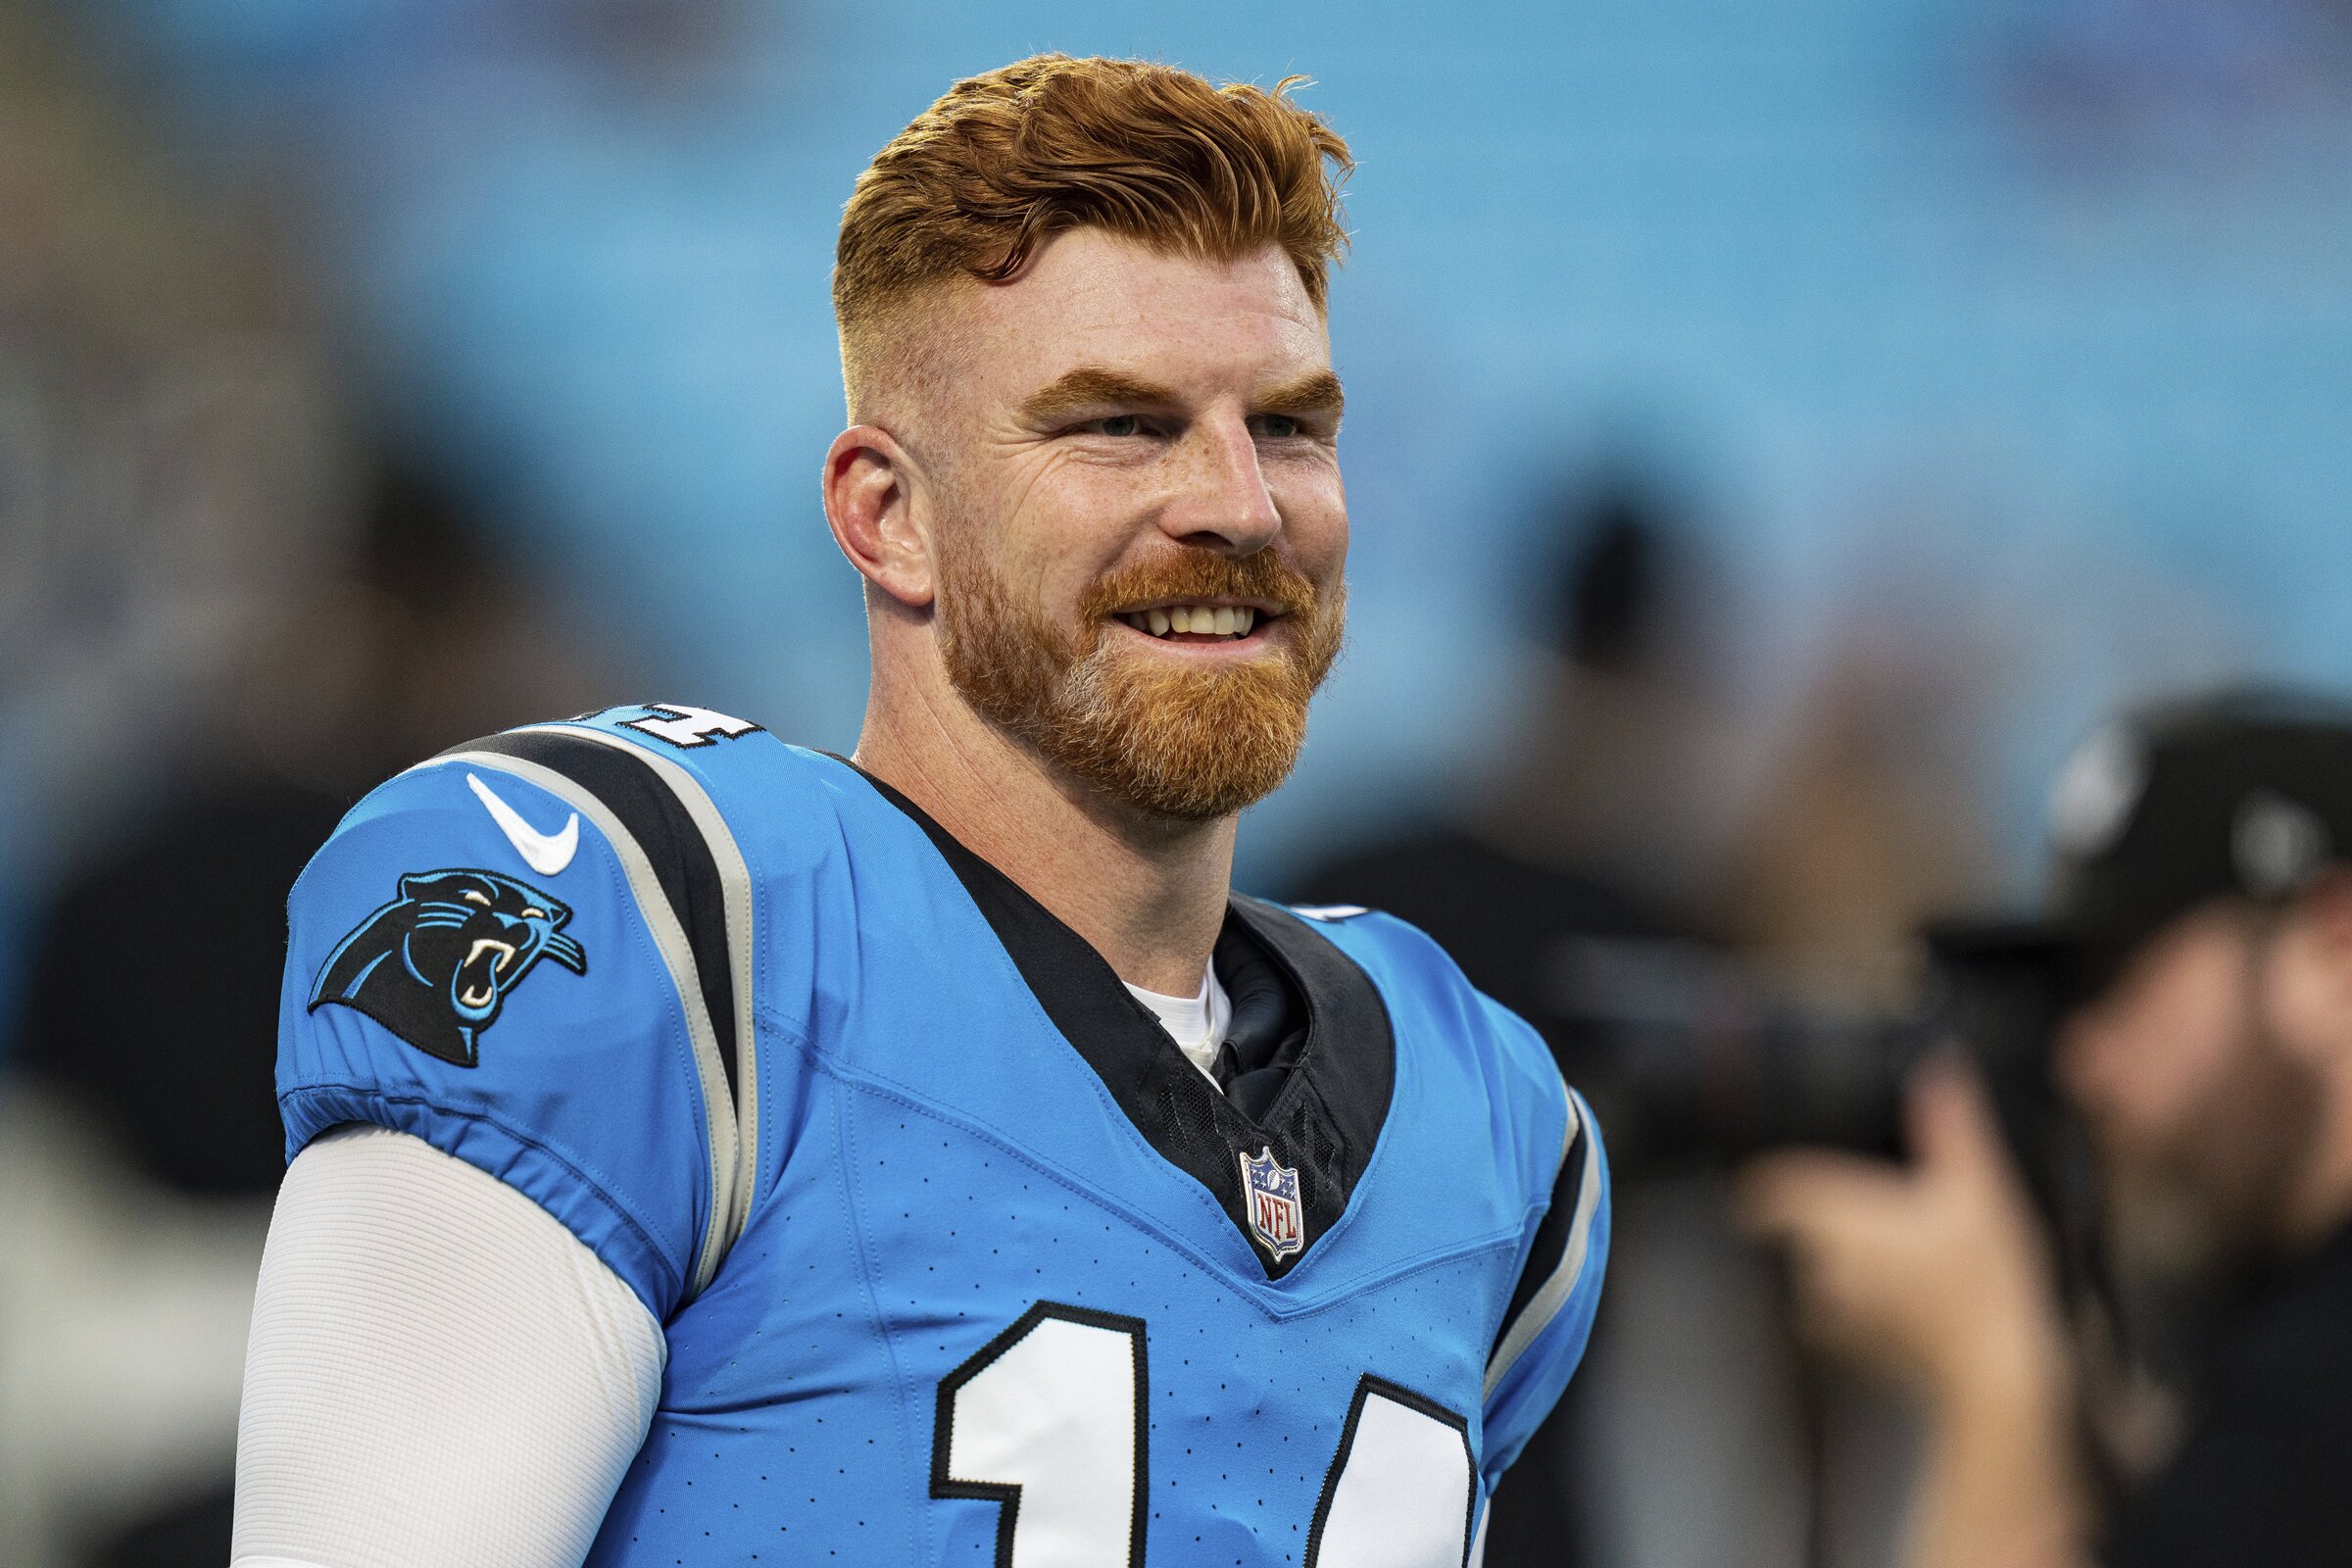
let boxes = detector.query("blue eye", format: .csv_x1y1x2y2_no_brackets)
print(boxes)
1252,415,1300,439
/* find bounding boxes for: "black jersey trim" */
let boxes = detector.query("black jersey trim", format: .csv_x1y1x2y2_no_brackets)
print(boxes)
1485,1080,1601,1396
1492,1099,1585,1356
427,731,746,1298
452,728,740,1106
842,762,1396,1280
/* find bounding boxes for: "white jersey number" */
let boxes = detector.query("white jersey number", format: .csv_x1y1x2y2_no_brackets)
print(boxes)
616,704,760,749
933,1301,1477,1568
934,1304,1147,1568
1304,1378,1477,1567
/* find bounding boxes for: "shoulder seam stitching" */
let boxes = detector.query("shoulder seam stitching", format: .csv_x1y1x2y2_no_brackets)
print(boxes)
276,1080,684,1306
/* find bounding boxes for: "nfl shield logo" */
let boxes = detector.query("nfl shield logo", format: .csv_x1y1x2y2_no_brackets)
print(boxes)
1239,1146,1304,1260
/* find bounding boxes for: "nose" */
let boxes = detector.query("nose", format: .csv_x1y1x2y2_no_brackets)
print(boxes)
1156,412,1282,556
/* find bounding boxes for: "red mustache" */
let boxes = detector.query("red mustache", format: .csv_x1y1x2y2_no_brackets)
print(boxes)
1077,552,1321,624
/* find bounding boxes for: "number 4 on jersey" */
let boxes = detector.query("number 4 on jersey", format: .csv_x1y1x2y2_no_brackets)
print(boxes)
933,1302,1477,1568
617,704,762,749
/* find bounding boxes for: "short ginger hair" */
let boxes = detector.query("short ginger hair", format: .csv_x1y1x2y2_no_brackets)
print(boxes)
834,54,1352,412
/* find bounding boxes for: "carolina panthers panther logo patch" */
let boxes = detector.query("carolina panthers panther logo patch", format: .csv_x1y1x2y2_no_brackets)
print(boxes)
310,868,588,1067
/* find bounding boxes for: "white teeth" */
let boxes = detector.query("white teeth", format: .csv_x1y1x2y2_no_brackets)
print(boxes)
1118,605,1264,639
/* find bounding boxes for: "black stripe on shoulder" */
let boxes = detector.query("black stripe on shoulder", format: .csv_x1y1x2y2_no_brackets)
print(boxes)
456,728,738,1103
1492,1102,1588,1361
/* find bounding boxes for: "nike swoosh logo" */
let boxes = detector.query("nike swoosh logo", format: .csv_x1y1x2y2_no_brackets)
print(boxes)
466,772,580,876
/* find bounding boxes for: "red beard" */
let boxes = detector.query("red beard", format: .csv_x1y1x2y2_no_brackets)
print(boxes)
937,545,1344,820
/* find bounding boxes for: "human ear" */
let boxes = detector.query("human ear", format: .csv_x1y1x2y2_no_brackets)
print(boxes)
822,424,935,610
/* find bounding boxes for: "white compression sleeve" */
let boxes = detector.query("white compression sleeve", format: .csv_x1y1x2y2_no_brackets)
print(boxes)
232,1123,665,1568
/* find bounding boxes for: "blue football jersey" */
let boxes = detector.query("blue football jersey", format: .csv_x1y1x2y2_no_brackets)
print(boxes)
278,704,1609,1567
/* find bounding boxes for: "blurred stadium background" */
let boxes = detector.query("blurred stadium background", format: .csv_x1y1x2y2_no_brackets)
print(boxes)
7,0,2352,1564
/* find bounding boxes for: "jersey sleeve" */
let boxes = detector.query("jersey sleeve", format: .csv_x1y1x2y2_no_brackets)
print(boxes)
234,1124,664,1568
276,727,756,1322
1479,1061,1611,1488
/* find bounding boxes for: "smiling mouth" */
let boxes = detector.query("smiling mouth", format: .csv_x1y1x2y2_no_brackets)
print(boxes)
1113,604,1269,641
457,938,516,1008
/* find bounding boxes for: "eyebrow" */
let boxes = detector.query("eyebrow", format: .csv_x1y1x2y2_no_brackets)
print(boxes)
1256,368,1346,421
1019,368,1183,425
1016,366,1347,426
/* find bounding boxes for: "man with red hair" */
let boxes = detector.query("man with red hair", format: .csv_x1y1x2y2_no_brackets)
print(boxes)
234,56,1606,1567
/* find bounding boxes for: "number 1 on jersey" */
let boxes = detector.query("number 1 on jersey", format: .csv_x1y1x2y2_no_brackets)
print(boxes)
933,1303,1148,1568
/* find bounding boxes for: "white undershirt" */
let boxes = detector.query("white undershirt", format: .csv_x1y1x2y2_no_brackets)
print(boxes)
1125,965,1232,1088
235,971,1238,1568
232,1125,663,1568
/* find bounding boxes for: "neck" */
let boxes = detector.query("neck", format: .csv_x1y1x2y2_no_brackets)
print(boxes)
855,669,1236,996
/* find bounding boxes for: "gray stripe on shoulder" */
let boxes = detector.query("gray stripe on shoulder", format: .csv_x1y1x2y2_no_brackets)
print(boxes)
1485,1076,1603,1400
418,747,742,1300
527,723,760,1269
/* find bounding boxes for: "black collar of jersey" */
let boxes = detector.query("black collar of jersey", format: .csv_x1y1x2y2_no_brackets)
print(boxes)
844,761,1396,1280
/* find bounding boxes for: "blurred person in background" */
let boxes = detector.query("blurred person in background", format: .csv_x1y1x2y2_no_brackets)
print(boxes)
1296,485,2019,1568
1742,693,2352,1568
1677,584,2011,1568
0,7,345,1563
1712,606,2003,1018
1293,475,1725,1566
0,24,616,1559
6,458,615,1568
1295,474,1732,1142
18,461,618,1204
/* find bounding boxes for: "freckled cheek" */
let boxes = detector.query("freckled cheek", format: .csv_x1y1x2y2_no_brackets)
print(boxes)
994,451,1110,538
996,469,1149,613
1274,470,1348,577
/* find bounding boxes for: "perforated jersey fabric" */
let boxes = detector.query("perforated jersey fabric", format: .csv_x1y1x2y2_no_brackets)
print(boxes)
233,981,1249,1568
231,1123,662,1568
264,708,1608,1565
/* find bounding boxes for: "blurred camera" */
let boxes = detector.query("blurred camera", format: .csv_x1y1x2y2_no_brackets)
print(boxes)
1544,926,2078,1178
